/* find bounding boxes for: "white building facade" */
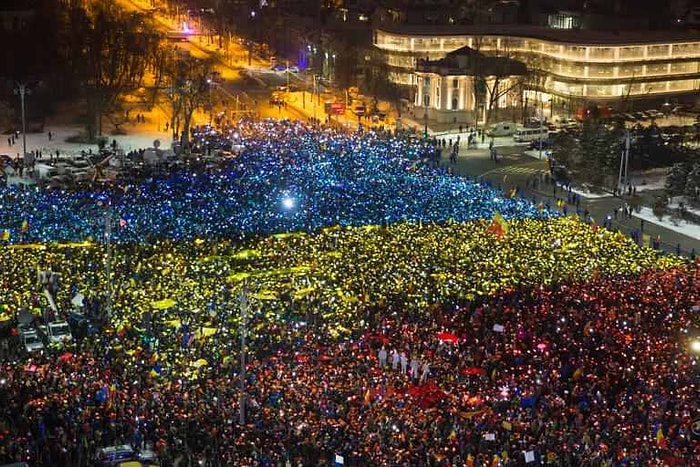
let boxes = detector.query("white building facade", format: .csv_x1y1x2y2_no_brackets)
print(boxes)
374,25,700,107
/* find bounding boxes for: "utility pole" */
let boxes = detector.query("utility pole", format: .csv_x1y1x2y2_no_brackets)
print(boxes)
14,83,30,161
618,130,630,192
238,286,249,426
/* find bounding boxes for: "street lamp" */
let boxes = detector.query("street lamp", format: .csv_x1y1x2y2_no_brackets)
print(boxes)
14,83,30,161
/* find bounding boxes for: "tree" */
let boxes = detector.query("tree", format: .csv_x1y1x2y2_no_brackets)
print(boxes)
88,5,161,138
550,122,623,189
470,37,527,125
685,163,700,203
163,54,213,150
665,163,690,197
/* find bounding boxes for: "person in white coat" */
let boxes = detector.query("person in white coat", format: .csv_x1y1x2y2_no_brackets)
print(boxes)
391,349,400,370
378,346,388,368
410,356,420,381
420,361,430,384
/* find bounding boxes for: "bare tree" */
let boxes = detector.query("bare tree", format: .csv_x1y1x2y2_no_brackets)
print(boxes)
77,2,161,140
471,38,527,125
163,54,214,150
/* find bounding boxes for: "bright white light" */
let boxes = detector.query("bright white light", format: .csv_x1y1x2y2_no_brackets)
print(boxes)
282,197,295,210
691,339,700,353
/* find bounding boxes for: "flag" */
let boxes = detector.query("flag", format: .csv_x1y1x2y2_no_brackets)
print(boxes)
507,188,517,198
363,388,371,405
656,426,667,449
1,230,9,241
21,220,29,232
447,428,457,440
489,211,508,238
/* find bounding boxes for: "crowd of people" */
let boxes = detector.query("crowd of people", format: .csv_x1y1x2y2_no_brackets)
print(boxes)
0,119,698,467
0,120,551,244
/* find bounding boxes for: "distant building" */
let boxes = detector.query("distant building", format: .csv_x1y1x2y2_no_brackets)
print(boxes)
414,46,526,125
374,23,700,121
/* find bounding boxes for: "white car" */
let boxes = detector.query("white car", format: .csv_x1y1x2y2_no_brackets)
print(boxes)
23,331,44,353
43,321,73,344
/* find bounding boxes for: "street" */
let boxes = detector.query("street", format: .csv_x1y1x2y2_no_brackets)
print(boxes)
441,141,700,256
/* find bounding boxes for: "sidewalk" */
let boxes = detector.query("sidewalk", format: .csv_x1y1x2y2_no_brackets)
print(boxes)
0,101,180,160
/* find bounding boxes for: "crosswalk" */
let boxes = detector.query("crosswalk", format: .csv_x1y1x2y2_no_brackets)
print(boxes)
488,165,545,176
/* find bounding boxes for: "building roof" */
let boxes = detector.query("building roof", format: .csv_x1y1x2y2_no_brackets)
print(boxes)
416,45,527,77
376,22,700,45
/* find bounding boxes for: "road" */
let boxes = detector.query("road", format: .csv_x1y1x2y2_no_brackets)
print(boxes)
442,142,700,256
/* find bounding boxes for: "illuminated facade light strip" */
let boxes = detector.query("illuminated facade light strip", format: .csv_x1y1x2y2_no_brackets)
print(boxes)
374,29,700,99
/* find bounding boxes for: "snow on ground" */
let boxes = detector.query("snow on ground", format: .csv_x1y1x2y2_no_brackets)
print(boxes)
633,206,700,240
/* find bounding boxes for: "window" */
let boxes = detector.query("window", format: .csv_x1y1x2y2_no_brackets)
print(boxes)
452,98,458,110
423,95,430,107
453,79,459,89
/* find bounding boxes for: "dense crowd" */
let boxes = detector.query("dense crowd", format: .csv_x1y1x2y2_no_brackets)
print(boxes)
0,120,551,244
0,120,698,467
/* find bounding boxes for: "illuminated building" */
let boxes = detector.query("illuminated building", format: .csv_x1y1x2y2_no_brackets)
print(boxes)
374,23,700,120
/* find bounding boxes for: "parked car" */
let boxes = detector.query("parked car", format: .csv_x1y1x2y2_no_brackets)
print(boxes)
97,445,158,467
486,122,518,137
22,330,44,353
39,320,73,344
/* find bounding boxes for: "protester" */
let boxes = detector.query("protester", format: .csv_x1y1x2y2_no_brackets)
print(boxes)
0,120,697,466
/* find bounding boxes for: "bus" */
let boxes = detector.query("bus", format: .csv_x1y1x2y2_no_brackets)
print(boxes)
513,127,550,143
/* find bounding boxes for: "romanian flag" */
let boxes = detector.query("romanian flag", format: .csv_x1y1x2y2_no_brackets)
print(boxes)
489,211,508,238
21,220,29,233
1,230,9,241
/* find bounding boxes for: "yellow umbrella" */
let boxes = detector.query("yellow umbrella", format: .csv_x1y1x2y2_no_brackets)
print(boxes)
251,290,278,301
8,244,46,250
227,272,251,282
191,358,208,368
293,287,317,299
54,241,95,249
196,327,217,339
164,319,181,328
151,298,177,310
273,232,304,239
232,249,261,259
